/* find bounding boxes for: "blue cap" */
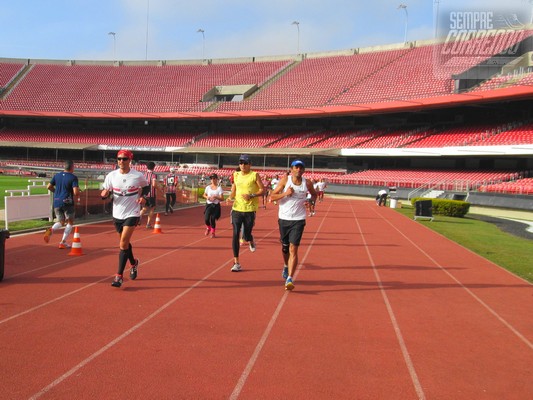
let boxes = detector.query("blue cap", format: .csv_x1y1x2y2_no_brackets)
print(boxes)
291,160,305,168
239,154,251,162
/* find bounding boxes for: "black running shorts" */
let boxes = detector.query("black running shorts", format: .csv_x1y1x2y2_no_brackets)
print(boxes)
278,219,306,246
113,216,141,233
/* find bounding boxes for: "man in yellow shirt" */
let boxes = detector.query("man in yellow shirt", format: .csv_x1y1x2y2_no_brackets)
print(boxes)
227,154,265,272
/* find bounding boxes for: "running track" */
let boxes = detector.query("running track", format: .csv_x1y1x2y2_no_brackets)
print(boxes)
0,198,531,399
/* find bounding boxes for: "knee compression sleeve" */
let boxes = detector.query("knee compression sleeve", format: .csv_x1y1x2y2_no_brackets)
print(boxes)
282,243,290,254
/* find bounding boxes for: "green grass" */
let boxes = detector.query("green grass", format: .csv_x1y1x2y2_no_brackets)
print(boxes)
0,176,50,231
0,175,48,208
396,205,533,283
0,175,101,231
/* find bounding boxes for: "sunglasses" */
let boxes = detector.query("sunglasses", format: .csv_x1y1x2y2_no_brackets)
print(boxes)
239,161,250,165
117,157,130,161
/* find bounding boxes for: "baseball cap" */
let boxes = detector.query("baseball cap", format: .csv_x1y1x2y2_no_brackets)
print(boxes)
117,149,134,160
291,160,305,168
239,154,251,163
209,173,218,179
169,167,175,172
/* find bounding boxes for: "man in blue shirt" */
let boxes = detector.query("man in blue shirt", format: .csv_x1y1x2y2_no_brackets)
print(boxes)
44,160,80,249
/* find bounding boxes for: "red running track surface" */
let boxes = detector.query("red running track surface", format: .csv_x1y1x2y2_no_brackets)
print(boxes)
0,198,531,399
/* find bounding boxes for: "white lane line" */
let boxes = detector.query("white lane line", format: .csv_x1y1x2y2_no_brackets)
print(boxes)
1,224,229,323
353,202,426,400
382,213,533,350
0,277,109,325
29,268,212,400
28,227,278,399
229,201,333,400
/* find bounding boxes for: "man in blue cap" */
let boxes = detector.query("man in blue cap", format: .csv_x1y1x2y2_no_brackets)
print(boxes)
270,159,317,290
226,154,265,272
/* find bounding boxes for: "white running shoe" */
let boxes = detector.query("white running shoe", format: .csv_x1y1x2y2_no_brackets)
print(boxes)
231,263,242,272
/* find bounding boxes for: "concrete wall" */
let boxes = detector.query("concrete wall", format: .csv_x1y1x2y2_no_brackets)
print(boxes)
327,184,533,211
465,192,532,211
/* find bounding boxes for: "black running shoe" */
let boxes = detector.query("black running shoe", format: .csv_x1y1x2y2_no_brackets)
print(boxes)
111,274,123,287
130,259,139,280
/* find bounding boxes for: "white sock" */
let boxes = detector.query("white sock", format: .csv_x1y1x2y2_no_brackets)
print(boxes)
62,224,73,242
52,222,63,233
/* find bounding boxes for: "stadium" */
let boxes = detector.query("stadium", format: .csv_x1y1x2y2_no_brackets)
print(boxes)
1,27,533,212
1,14,533,400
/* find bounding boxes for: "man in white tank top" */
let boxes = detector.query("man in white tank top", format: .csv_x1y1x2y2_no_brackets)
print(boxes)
270,160,318,291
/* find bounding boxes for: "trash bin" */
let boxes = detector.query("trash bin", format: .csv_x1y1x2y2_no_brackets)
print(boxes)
414,199,434,221
0,229,10,282
389,197,398,209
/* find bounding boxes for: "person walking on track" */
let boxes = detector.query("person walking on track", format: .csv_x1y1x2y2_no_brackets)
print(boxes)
203,173,224,238
139,161,160,229
101,149,149,288
164,167,178,215
226,154,265,272
44,159,80,249
270,159,317,290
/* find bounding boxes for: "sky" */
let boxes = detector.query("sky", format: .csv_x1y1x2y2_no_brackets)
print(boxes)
0,0,531,62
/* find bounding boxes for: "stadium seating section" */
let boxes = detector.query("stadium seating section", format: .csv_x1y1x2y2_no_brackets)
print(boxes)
1,30,531,113
1,121,531,149
1,30,532,196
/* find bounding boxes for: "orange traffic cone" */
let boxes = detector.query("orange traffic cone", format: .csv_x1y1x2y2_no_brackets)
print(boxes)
68,227,84,256
152,214,163,234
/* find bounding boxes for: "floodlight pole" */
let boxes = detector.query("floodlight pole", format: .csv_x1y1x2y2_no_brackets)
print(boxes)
398,4,408,44
291,21,300,54
145,0,150,60
108,32,116,61
197,29,205,59
434,0,440,39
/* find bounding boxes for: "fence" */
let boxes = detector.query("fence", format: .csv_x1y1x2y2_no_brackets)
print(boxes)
2,175,201,229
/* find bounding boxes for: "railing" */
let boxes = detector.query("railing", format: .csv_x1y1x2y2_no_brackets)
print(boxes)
4,179,52,229
1,176,203,230
407,181,446,201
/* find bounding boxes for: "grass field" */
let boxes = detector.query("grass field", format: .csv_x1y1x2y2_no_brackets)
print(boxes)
396,206,533,283
0,175,49,208
1,175,532,283
0,176,50,230
0,175,102,231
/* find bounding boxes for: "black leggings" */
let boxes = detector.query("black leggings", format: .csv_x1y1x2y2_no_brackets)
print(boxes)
204,203,221,229
231,211,255,257
165,193,176,213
